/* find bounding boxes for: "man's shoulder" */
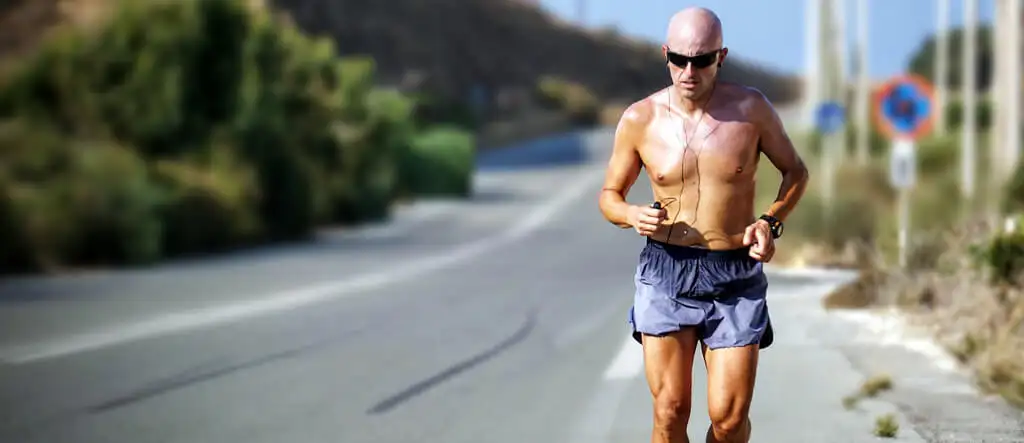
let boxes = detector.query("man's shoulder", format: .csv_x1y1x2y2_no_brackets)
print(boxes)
617,90,663,131
717,82,776,122
718,82,772,108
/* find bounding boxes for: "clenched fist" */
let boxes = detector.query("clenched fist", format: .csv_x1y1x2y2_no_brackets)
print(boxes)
627,204,668,237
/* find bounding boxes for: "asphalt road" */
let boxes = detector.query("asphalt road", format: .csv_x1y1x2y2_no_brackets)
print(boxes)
1,114,1022,443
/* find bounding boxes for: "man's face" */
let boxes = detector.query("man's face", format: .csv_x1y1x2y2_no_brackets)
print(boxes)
662,45,726,100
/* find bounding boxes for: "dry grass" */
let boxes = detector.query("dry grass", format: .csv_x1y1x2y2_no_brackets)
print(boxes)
778,126,1024,410
859,374,894,397
842,373,895,409
873,413,900,438
821,220,1024,410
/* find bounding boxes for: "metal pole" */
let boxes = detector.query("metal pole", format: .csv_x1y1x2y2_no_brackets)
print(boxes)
898,186,909,269
832,0,849,161
820,0,837,219
1007,0,1022,181
961,0,978,201
855,0,870,164
989,0,1006,220
935,0,950,135
804,0,822,130
823,133,837,216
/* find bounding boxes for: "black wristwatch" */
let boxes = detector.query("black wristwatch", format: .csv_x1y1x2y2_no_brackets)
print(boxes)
758,214,784,239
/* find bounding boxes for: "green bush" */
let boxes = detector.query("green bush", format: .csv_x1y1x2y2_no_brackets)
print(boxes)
0,135,166,270
401,126,476,197
970,217,1024,286
1002,159,1024,215
945,97,993,131
0,0,475,274
916,133,960,177
153,146,263,257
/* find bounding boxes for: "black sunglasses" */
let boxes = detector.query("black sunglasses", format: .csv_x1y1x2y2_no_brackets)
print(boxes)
666,49,722,69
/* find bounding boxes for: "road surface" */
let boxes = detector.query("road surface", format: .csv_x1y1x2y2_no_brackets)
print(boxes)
1,113,1022,443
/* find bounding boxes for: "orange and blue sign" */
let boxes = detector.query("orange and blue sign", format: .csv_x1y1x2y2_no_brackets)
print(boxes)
873,74,935,141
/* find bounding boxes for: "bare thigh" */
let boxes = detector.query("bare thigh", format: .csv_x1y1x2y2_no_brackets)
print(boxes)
645,329,700,398
701,343,760,425
643,328,700,439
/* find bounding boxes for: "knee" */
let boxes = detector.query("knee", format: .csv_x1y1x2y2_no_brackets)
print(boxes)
653,391,691,433
708,405,749,439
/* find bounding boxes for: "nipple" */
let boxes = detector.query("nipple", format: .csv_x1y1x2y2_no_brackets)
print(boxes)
735,166,743,174
656,173,665,181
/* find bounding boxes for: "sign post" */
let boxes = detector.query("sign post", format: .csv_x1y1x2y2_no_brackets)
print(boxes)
873,74,936,269
814,101,846,222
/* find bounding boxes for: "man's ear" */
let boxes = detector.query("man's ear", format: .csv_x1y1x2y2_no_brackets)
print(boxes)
718,47,729,67
661,44,669,58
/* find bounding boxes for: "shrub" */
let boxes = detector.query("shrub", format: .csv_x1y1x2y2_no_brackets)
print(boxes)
153,145,263,257
401,126,476,197
1002,159,1024,215
0,0,477,274
1,138,166,270
535,76,600,126
969,217,1024,286
945,96,993,131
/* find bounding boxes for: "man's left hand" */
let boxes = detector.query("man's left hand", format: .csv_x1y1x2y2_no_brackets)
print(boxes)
743,220,775,262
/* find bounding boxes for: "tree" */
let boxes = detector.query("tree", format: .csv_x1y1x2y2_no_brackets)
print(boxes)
907,25,994,92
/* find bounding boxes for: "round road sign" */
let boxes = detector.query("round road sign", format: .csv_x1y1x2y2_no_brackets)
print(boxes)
814,101,846,135
873,74,936,141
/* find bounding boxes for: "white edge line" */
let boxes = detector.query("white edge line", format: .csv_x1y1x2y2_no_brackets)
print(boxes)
1,168,607,365
603,335,644,380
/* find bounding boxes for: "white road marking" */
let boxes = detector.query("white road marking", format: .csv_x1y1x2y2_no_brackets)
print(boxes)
0,167,607,365
566,330,645,443
603,335,645,380
565,379,633,443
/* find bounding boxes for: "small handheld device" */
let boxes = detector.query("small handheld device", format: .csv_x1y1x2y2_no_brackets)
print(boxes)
651,202,662,210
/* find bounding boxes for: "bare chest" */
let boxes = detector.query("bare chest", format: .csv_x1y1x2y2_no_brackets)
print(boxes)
639,119,760,186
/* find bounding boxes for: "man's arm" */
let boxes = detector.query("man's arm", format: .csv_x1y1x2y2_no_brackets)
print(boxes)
598,102,647,228
752,93,809,222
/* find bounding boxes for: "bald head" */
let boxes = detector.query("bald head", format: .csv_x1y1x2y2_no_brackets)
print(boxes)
665,7,723,55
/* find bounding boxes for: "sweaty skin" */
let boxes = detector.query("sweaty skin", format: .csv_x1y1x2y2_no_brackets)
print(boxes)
598,10,808,256
597,7,809,443
601,82,805,251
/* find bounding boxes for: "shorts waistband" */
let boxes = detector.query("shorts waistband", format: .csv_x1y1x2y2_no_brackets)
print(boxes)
645,238,752,261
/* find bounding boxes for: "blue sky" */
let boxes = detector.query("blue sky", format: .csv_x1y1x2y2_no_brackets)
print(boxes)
538,0,995,80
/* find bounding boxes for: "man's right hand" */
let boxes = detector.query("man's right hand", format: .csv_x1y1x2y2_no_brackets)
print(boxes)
627,205,668,236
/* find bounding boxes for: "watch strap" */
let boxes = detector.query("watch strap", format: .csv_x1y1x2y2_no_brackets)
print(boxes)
758,214,783,239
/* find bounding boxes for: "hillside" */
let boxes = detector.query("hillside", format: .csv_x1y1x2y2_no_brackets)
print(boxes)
271,0,802,113
0,0,802,127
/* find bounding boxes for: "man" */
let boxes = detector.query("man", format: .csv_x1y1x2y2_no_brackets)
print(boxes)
597,7,809,443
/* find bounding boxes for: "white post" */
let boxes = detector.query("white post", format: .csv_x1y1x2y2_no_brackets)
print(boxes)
890,138,917,269
935,0,950,135
989,0,1006,218
831,0,849,161
898,184,910,268
1006,0,1022,181
855,0,871,164
804,0,822,131
961,0,978,201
